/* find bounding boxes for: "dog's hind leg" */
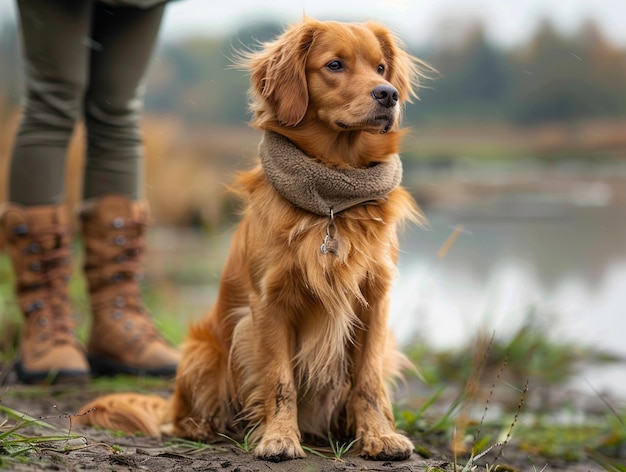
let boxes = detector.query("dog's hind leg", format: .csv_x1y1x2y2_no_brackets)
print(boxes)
165,316,235,440
167,224,253,440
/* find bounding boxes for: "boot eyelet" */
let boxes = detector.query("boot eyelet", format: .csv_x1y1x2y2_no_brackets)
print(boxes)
115,254,128,263
114,296,126,307
26,242,40,254
112,309,124,320
110,273,124,283
37,317,48,327
123,320,134,331
13,224,28,236
30,261,41,271
112,217,125,229
26,299,45,314
114,235,127,246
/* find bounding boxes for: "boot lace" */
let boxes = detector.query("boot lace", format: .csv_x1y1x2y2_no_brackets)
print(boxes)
16,222,77,345
90,215,161,350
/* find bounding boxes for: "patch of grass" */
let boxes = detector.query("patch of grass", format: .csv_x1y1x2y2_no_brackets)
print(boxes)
398,315,626,471
87,374,173,394
587,448,626,472
405,310,620,411
326,433,359,461
516,418,603,461
1,374,172,401
395,388,465,439
395,386,446,436
302,432,359,461
514,391,626,468
0,403,88,467
217,425,257,453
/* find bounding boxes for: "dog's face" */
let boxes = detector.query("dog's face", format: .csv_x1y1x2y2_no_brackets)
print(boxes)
244,19,425,134
305,23,404,134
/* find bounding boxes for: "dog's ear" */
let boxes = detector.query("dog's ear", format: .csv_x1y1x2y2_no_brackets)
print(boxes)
366,22,432,103
246,21,318,127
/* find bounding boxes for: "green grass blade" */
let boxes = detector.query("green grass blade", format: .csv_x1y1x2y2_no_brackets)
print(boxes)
0,404,56,430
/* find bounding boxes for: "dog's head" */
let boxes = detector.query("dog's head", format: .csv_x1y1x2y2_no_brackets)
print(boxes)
242,19,429,135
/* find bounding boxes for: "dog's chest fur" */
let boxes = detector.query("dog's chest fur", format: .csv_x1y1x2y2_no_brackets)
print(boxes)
242,175,404,429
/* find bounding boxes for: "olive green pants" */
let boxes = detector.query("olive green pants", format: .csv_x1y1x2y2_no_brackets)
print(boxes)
9,0,165,205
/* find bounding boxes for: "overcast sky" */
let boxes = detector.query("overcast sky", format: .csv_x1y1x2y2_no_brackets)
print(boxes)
160,0,626,48
1,0,625,48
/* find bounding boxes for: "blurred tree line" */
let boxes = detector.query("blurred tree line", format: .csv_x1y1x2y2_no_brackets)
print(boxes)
1,16,625,126
420,18,626,124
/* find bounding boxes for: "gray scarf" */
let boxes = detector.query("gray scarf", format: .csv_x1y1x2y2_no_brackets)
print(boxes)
259,131,402,216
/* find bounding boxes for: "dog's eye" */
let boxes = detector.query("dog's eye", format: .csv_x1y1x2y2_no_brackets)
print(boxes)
377,64,385,75
327,60,344,71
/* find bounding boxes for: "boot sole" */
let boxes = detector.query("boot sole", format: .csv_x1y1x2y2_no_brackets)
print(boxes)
15,361,91,385
88,355,177,377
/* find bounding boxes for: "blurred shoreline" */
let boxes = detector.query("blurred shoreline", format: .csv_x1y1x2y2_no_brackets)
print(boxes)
2,111,624,228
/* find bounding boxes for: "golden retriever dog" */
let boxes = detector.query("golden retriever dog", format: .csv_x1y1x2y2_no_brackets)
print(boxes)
78,18,430,462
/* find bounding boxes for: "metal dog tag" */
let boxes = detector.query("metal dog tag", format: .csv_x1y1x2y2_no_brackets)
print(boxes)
321,209,339,255
320,234,339,254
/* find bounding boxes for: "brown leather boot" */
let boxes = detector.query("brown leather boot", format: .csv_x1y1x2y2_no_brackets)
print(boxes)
79,195,180,376
0,204,90,384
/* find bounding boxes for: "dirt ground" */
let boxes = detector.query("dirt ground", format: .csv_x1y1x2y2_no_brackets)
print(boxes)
0,362,606,472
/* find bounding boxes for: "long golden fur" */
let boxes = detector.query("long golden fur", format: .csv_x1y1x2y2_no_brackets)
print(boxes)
78,18,430,462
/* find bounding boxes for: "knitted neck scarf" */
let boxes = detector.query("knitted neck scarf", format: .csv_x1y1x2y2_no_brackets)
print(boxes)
259,131,402,216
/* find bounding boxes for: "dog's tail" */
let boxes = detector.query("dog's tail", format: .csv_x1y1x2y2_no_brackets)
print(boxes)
75,393,169,437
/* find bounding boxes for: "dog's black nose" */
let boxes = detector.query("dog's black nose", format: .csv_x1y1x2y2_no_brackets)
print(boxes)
372,85,399,108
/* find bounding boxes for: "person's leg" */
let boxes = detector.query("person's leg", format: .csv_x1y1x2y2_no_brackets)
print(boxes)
82,2,165,200
79,3,180,376
9,0,92,205
2,0,93,383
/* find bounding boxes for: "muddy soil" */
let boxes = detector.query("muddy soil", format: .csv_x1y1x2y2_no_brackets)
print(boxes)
0,362,604,472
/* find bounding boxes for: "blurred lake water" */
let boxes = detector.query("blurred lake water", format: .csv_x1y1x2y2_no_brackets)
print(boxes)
390,162,626,399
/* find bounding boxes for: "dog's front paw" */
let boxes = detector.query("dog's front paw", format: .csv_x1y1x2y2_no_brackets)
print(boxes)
254,434,306,462
360,432,414,461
